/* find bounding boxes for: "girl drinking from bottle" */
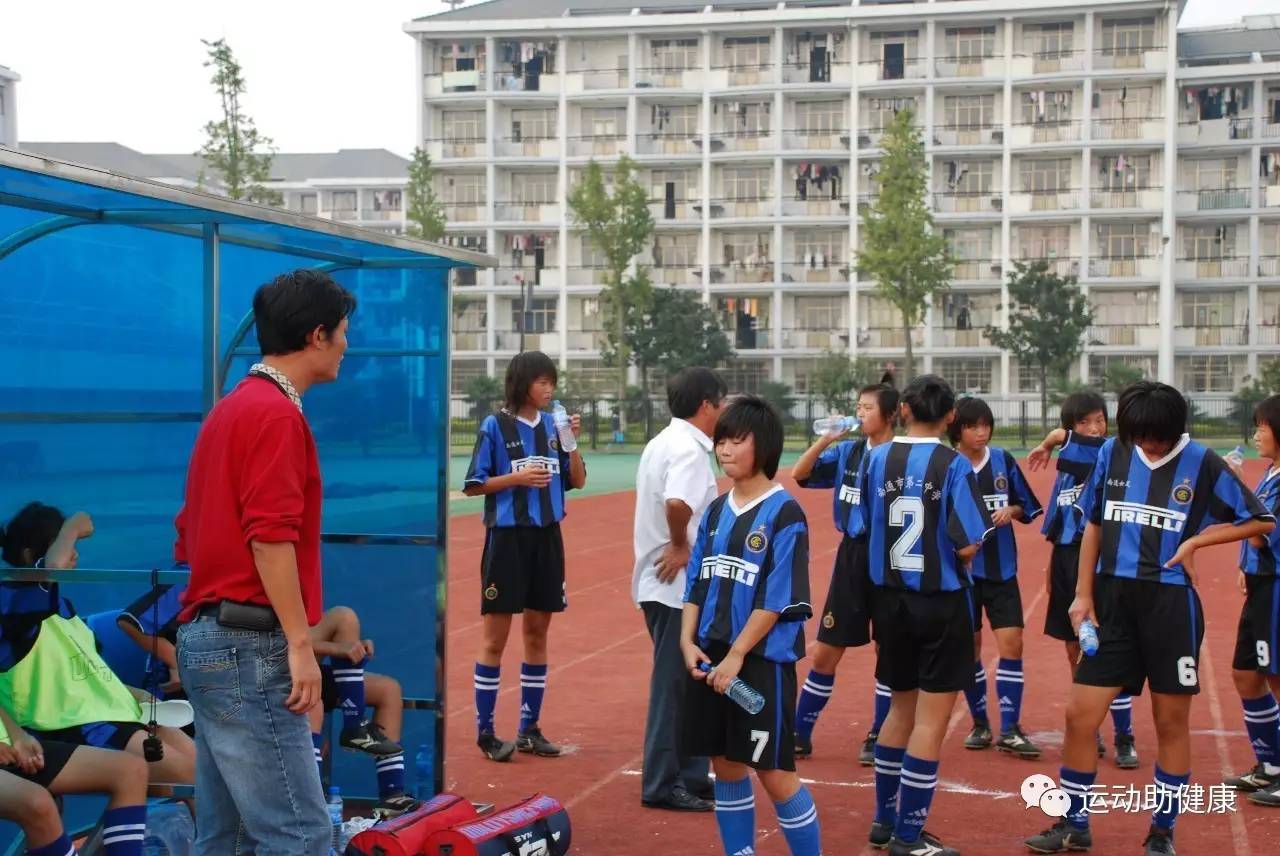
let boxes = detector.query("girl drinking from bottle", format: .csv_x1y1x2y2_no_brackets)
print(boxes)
680,395,821,856
462,352,586,762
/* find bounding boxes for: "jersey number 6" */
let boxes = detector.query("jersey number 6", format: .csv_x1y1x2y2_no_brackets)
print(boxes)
889,495,925,572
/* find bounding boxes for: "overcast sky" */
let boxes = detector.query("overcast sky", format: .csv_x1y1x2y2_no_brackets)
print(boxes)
1,0,1274,157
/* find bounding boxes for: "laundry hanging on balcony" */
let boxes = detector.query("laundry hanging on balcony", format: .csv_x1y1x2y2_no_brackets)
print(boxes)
1184,85,1251,120
943,161,970,188
1263,151,1280,178
794,163,842,200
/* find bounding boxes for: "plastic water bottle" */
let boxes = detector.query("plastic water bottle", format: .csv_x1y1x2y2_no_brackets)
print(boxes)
1078,619,1100,657
415,741,433,800
812,415,860,437
1226,444,1247,468
698,662,766,715
552,400,577,452
327,786,344,854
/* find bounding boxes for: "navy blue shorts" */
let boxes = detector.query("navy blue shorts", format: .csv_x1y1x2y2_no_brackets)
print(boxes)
31,720,147,752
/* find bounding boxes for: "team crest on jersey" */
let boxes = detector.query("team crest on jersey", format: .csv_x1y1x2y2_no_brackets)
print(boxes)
549,435,560,452
746,528,768,553
1171,480,1194,505
822,611,835,629
994,474,1008,492
484,584,499,601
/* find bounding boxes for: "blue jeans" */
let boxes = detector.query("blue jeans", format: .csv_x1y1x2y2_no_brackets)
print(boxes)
177,614,330,856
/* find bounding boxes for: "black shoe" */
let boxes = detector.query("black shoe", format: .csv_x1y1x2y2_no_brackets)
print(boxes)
477,732,516,762
516,726,561,757
1096,733,1106,758
964,722,993,750
870,823,942,850
641,786,713,812
372,793,423,819
888,832,959,856
340,721,403,757
795,733,813,759
996,724,1042,759
1225,762,1279,792
1024,819,1092,853
1142,825,1175,855
860,731,878,766
684,780,714,801
1248,780,1280,807
1114,733,1139,769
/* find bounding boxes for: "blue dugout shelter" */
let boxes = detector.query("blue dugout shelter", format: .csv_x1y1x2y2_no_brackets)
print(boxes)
0,147,491,836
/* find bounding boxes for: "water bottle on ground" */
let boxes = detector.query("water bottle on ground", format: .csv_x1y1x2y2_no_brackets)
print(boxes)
812,415,860,437
1078,619,1100,657
141,801,195,856
328,786,344,854
415,741,433,800
552,400,577,452
1225,444,1247,468
698,662,766,715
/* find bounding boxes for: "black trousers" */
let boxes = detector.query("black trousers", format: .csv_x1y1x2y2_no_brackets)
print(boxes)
642,601,712,802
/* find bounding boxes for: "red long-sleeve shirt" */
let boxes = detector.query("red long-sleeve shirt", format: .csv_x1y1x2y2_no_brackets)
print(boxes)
176,376,323,624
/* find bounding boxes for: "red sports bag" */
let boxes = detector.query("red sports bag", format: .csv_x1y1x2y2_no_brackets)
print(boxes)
346,793,478,856
423,793,571,856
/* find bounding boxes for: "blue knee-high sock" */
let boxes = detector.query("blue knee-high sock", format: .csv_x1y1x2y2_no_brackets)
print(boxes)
996,658,1024,733
1153,766,1190,832
475,663,500,736
774,785,821,856
312,730,324,778
519,663,547,732
713,776,756,856
101,805,147,856
28,835,76,856
894,754,939,844
873,744,906,826
796,670,835,741
1059,766,1097,830
376,752,406,799
963,661,988,724
331,656,368,729
872,682,891,734
1110,694,1133,737
1242,692,1280,768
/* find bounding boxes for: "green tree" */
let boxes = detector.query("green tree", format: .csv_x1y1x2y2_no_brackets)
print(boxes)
405,146,446,241
760,381,797,423
626,285,734,394
1102,362,1146,396
985,260,1094,431
567,157,655,417
856,109,952,382
462,374,501,421
197,38,280,205
810,351,883,414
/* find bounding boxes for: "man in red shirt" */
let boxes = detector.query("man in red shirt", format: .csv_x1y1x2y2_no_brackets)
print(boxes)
174,269,354,856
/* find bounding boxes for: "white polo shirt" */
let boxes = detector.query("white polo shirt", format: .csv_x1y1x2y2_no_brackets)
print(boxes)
632,418,719,610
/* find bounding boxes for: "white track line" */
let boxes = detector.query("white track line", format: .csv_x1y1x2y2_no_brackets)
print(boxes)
564,753,644,810
618,769,1018,799
448,575,629,638
1198,635,1252,856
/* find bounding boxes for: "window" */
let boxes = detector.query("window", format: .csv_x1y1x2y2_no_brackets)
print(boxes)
1185,158,1239,190
651,103,699,135
651,168,697,201
723,166,771,200
720,100,772,135
720,359,771,394
443,109,485,141
1016,361,1051,393
944,228,994,261
372,190,401,212
330,191,357,212
441,174,485,205
511,173,556,203
1096,86,1155,119
945,26,996,60
514,298,558,334
1088,355,1155,386
453,301,488,330
298,193,317,215
652,233,699,267
865,97,919,129
722,232,771,264
1183,225,1236,260
1261,290,1280,326
576,298,605,332
1097,223,1151,258
860,295,900,328
1017,225,1071,259
1092,290,1157,325
794,297,843,329
938,161,994,194
944,95,995,128
793,230,845,264
651,38,700,71
936,292,997,330
1020,90,1073,124
582,106,626,137
1100,18,1157,55
1018,158,1072,192
796,100,845,134
511,108,556,140
439,42,484,73
1026,22,1074,57
1180,292,1236,327
451,362,486,395
1096,154,1152,190
723,36,770,69
1181,355,1236,393
578,238,608,269
934,358,993,394
718,297,771,350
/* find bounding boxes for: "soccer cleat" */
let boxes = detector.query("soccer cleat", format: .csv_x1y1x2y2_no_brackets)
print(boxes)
1095,733,1106,758
870,823,944,850
372,794,423,819
339,721,403,757
1248,781,1280,807
1225,762,1279,792
1142,825,1175,855
996,725,1042,760
1024,820,1093,853
795,733,813,759
888,833,960,856
1114,733,1138,769
963,722,993,750
477,732,517,762
516,726,562,757
860,731,878,766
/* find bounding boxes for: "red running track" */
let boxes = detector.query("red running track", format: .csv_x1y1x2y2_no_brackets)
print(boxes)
442,460,1280,854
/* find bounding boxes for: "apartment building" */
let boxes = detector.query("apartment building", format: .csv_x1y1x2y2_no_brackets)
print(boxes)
407,0,1280,399
0,65,19,148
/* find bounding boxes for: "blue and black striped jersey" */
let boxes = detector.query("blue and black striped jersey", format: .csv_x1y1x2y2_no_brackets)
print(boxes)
463,410,575,528
859,438,994,593
968,447,1043,582
1041,432,1107,546
795,438,876,539
1240,466,1280,577
682,485,812,663
1079,436,1274,585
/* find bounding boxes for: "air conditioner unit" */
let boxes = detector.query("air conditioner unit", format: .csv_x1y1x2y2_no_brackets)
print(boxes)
990,129,1003,143
991,196,1003,210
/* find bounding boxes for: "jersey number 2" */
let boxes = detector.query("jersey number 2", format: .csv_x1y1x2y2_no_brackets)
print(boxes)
889,496,925,572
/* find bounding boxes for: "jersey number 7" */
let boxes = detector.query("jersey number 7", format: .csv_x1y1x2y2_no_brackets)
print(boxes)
889,496,925,572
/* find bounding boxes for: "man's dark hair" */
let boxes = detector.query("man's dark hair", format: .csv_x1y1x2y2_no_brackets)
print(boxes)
504,351,559,412
0,502,64,567
1059,391,1108,431
253,269,357,356
1254,394,1280,444
668,367,728,420
1116,381,1187,446
713,394,784,480
858,382,900,424
901,374,956,425
947,397,995,445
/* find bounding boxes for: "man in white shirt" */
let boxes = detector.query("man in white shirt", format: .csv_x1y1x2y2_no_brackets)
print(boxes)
633,367,727,812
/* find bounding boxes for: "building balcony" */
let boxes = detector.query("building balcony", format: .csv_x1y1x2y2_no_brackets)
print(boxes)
932,124,1003,147
453,268,484,287
494,330,560,351
453,330,488,351
1015,256,1080,278
1262,185,1280,208
1177,118,1253,145
728,327,773,350
494,200,560,223
425,136,486,160
495,136,559,158
858,327,924,348
1266,122,1280,139
425,70,486,96
495,267,561,288
781,327,849,349
564,67,628,93
857,58,926,84
782,195,850,217
1176,257,1250,279
1092,47,1166,72
358,208,401,221
567,134,627,157
707,262,774,284
781,59,851,85
636,132,701,156
492,71,559,94
1010,50,1085,76
708,63,775,88
1091,186,1162,210
933,327,992,348
1010,120,1081,145
706,196,773,219
781,260,849,284
1091,116,1164,141
648,197,700,221
635,65,701,89
1088,324,1161,348
1174,325,1249,347
441,201,486,223
934,55,1004,79
709,129,776,153
934,191,1002,214
1175,187,1251,213
566,330,609,350
566,265,607,286
650,264,701,287
1257,325,1280,345
1007,189,1081,213
782,128,850,151
1260,256,1280,278
1088,256,1160,279
951,258,1002,282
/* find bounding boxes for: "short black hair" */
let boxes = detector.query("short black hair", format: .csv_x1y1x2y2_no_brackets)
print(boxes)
1059,391,1108,431
713,394,784,480
667,367,728,419
504,351,559,412
858,382,900,424
1116,381,1187,447
1254,394,1280,442
947,397,995,445
253,269,357,356
901,374,956,425
0,502,64,567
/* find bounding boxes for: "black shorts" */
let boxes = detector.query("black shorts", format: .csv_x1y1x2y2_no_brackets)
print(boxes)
816,535,872,648
1044,541,1080,642
0,737,78,788
480,524,567,615
970,576,1024,631
681,642,798,772
1233,574,1280,676
30,721,147,752
872,587,975,693
321,663,339,712
1074,575,1204,696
